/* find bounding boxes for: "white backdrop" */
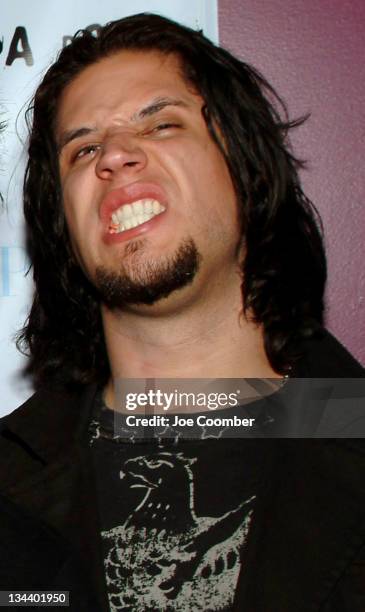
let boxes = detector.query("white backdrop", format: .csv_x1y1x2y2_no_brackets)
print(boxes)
0,0,218,415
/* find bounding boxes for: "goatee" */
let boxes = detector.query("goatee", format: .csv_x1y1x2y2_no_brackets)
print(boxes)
95,238,201,309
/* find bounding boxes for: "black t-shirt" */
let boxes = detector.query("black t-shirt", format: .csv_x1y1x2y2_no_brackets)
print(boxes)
89,396,273,611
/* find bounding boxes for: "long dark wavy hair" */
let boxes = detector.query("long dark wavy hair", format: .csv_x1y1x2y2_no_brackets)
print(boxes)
18,13,326,389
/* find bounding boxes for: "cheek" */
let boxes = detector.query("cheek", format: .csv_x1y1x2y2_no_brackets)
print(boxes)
63,198,81,246
62,192,93,273
62,174,92,237
210,154,239,223
198,149,238,227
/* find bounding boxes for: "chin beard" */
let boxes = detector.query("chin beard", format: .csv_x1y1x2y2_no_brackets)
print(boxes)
94,238,201,309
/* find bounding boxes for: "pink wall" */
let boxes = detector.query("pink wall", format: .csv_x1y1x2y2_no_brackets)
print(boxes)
218,0,365,365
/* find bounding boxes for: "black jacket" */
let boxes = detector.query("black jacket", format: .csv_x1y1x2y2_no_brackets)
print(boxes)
1,329,365,611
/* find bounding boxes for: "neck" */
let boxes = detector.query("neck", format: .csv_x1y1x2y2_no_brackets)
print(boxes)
101,275,281,408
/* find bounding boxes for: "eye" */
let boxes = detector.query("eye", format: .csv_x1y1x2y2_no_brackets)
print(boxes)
72,144,101,162
146,459,163,468
143,122,182,138
153,122,180,131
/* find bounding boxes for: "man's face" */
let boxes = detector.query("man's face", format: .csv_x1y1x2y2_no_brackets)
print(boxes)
56,50,241,311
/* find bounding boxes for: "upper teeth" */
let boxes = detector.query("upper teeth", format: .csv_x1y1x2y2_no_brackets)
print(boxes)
110,199,166,232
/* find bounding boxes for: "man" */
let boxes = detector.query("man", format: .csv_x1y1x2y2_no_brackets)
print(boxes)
1,13,364,612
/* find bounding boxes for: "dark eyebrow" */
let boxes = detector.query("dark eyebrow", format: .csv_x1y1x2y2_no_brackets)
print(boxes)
57,126,96,153
132,96,188,121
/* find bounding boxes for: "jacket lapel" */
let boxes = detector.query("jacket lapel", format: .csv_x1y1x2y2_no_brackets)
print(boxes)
234,439,365,611
1,385,110,611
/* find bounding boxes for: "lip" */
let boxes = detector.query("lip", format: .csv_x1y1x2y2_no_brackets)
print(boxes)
100,182,168,245
99,182,168,223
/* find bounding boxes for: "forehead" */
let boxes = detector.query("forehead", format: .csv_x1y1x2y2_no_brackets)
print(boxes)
56,50,199,134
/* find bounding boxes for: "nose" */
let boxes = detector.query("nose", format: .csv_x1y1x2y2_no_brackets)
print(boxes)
95,134,148,179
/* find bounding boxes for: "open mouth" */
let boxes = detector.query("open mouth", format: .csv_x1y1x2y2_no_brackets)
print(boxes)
109,198,166,234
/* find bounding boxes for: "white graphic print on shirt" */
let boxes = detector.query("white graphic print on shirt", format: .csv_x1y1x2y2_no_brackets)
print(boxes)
101,451,255,611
